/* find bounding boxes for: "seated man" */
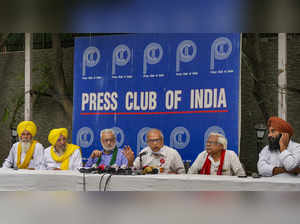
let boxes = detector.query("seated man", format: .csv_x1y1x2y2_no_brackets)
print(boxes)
2,121,44,170
41,128,82,170
257,116,300,177
85,129,128,168
124,128,185,174
188,132,245,176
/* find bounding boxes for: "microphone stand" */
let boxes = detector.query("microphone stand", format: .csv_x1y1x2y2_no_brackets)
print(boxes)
140,154,143,170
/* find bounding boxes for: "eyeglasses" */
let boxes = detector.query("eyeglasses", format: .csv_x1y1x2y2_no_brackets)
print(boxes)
102,138,116,143
206,141,219,145
147,138,162,144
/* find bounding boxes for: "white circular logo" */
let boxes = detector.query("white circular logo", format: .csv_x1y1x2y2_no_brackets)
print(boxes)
213,37,232,60
145,43,163,64
114,44,131,66
143,43,163,74
76,127,94,148
111,126,125,148
112,44,131,75
82,46,101,76
210,37,232,70
176,40,197,72
178,40,197,62
170,127,190,149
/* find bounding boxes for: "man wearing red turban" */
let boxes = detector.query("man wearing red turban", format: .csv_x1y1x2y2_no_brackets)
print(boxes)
257,117,300,177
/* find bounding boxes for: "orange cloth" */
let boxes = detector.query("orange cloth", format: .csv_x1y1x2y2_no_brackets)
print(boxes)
267,116,294,136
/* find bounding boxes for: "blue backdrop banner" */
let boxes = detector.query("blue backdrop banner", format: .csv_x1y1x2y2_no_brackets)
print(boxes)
72,34,241,164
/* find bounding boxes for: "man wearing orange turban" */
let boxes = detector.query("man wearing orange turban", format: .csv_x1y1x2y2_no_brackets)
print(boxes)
2,121,44,169
41,128,82,170
257,116,300,177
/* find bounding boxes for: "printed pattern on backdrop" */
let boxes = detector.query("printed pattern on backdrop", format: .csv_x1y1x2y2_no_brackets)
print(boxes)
72,34,240,163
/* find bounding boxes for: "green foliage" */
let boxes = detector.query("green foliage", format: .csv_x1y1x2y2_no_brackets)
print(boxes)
1,107,9,123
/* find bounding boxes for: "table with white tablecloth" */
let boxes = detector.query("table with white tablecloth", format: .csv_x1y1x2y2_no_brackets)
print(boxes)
0,168,300,191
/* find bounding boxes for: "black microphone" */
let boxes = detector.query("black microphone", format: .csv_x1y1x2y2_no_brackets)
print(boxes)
78,167,94,173
117,167,133,175
103,166,117,174
78,163,100,174
139,151,147,170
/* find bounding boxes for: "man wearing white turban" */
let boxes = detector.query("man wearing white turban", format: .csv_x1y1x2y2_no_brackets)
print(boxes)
41,128,82,170
2,121,44,169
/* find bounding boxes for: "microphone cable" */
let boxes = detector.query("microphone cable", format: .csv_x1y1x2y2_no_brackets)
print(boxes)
83,172,86,192
98,173,107,191
104,174,113,192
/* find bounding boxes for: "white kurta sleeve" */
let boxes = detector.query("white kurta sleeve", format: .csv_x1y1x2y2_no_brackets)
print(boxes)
133,157,140,169
188,153,204,174
257,146,274,177
278,143,300,171
133,148,147,169
40,155,47,170
229,151,246,176
2,143,17,168
33,143,45,170
170,150,185,174
71,149,83,170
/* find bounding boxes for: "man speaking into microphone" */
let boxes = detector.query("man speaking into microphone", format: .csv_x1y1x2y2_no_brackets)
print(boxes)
123,128,185,174
85,129,128,168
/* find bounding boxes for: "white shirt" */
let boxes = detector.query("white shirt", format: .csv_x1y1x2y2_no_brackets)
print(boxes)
133,145,185,174
2,141,44,169
188,150,246,176
257,140,300,177
41,146,82,171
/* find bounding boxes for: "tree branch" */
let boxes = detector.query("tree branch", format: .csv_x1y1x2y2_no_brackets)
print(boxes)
51,33,73,119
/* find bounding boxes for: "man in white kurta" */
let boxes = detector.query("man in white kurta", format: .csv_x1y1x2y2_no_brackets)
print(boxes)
2,121,44,170
42,147,82,170
131,129,185,174
188,133,245,176
257,117,300,177
41,128,82,170
133,145,186,174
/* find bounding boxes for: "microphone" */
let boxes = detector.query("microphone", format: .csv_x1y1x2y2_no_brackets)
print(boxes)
142,166,159,175
78,167,94,173
117,167,133,175
139,151,147,157
102,166,117,174
139,151,147,170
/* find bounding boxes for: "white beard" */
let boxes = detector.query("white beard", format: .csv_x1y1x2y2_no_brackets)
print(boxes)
103,144,116,152
21,142,31,153
55,145,66,155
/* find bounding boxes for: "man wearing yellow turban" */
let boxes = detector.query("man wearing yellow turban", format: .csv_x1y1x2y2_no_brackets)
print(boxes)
41,128,82,170
2,121,44,169
258,117,300,177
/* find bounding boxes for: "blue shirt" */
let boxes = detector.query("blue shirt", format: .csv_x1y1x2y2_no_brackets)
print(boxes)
84,148,128,168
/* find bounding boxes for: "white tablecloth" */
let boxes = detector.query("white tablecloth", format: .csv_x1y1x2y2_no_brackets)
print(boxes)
0,168,300,191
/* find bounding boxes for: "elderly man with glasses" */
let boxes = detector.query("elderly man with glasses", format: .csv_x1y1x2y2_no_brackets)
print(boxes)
85,129,128,168
127,128,185,174
188,132,245,176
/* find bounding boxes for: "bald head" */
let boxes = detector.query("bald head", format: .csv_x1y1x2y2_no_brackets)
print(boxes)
146,129,163,139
